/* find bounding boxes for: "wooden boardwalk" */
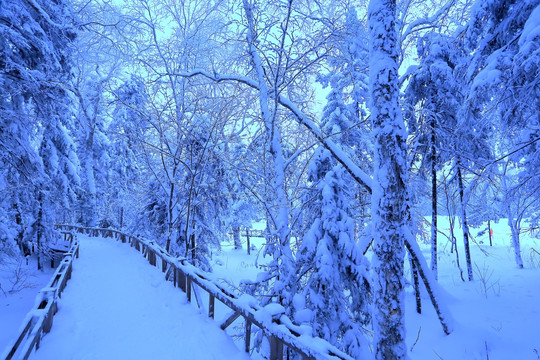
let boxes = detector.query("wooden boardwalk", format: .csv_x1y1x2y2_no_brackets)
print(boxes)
29,235,250,360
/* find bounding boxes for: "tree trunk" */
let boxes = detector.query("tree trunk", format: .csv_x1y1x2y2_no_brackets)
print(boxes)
246,229,251,255
410,257,422,314
190,232,196,262
368,0,409,357
84,127,97,227
14,202,24,251
36,191,44,271
405,240,453,335
457,164,473,281
508,219,524,268
501,169,524,268
431,136,438,280
119,207,124,230
242,0,294,305
488,219,492,246
233,225,242,250
166,181,175,253
449,215,465,281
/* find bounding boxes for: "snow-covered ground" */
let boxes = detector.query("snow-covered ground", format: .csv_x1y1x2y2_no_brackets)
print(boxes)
210,218,540,359
0,256,55,351
404,218,540,359
5,235,249,360
1,218,539,359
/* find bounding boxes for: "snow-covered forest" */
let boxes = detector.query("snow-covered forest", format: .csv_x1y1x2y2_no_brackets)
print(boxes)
1,0,539,358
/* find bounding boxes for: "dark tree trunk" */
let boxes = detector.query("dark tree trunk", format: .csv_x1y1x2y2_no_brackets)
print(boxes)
449,216,465,281
14,202,24,251
190,233,196,262
457,164,473,281
119,207,124,230
488,219,492,246
405,241,452,335
233,225,242,250
431,132,438,280
246,229,251,255
166,181,175,253
410,257,422,314
36,192,44,270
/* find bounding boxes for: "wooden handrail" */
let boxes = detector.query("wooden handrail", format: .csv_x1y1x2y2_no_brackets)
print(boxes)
2,233,79,360
56,225,354,360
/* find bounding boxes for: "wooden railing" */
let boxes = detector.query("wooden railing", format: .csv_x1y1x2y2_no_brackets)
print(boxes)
57,225,354,360
2,233,79,360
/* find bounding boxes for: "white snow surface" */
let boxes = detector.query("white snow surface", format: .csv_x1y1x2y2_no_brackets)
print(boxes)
0,259,55,351
30,235,250,360
3,219,540,359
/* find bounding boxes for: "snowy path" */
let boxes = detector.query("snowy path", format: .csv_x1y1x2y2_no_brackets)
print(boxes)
31,235,250,360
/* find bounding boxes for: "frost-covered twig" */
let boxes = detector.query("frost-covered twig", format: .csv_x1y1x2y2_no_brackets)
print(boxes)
410,326,422,352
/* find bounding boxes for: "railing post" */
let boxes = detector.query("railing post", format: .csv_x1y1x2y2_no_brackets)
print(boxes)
178,269,186,293
43,301,57,334
186,277,192,302
186,277,192,303
269,335,283,360
209,294,215,319
245,320,252,353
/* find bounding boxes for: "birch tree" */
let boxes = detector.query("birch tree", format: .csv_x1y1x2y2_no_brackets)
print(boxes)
241,0,296,308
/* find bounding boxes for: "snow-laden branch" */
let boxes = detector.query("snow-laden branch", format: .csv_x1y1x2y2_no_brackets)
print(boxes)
24,0,67,29
170,69,374,193
400,0,456,45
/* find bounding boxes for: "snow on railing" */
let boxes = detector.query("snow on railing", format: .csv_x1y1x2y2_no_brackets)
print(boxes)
57,225,354,360
2,233,79,360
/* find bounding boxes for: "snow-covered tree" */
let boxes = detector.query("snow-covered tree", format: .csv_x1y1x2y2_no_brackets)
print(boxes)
72,69,113,227
297,147,370,357
368,0,411,357
405,32,465,279
109,75,148,228
240,0,297,310
1,0,79,268
465,0,540,267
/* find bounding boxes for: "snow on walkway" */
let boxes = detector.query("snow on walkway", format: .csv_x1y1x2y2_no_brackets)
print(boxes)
32,235,250,360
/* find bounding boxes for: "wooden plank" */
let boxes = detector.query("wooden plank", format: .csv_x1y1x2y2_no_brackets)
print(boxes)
5,318,34,360
220,311,241,330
